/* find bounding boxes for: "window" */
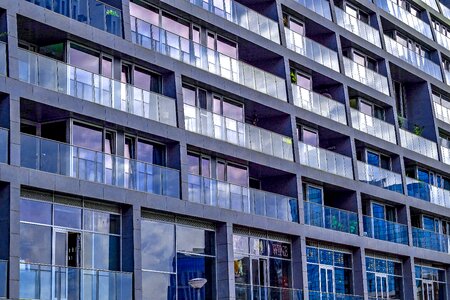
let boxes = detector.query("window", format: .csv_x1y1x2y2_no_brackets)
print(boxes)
213,96,244,122
366,255,402,299
350,50,378,71
366,150,391,170
415,265,446,300
394,81,407,118
124,136,165,166
68,44,113,77
207,32,238,59
371,202,396,222
182,84,207,109
392,31,429,58
300,126,319,147
187,152,211,178
294,71,312,89
305,185,323,204
217,161,248,186
344,3,369,23
286,16,305,35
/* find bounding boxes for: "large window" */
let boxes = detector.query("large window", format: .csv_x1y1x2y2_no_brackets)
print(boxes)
306,243,353,296
366,255,402,299
415,265,446,300
233,233,292,299
141,217,216,300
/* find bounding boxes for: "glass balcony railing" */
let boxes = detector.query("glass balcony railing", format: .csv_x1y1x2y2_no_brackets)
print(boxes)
184,104,294,160
374,0,433,39
412,227,450,253
440,3,450,19
235,284,303,300
25,0,122,36
309,291,363,300
285,28,340,72
363,216,408,244
291,84,347,125
357,161,403,193
20,134,180,198
399,128,439,159
440,138,450,165
350,109,396,144
433,101,450,124
19,262,132,300
444,69,450,86
0,261,6,299
384,35,442,81
0,42,6,77
293,0,332,20
434,30,450,51
298,141,353,178
17,49,177,127
420,0,439,11
188,174,299,222
304,202,359,235
187,0,280,44
131,17,287,101
335,7,382,48
343,57,390,95
0,128,7,164
406,177,450,208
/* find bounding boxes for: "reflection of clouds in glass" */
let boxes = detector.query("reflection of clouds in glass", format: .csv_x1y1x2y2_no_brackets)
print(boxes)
141,221,175,272
142,271,175,300
20,223,51,264
73,124,102,151
176,226,205,253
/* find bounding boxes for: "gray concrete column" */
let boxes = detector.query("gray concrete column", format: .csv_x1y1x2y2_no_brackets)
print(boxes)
216,222,235,300
353,247,367,299
402,256,416,300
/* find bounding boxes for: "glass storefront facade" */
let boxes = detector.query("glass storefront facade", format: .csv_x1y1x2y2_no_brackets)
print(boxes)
415,265,446,300
366,255,402,299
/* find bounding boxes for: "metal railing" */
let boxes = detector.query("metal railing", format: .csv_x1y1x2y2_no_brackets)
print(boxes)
304,202,359,235
235,284,303,300
292,0,332,20
335,7,381,47
19,262,132,300
291,84,347,125
131,17,287,101
187,0,280,43
406,177,450,208
18,49,177,127
20,134,180,198
350,109,396,144
308,291,364,300
412,227,450,253
433,101,450,125
184,104,294,160
188,174,299,222
0,128,7,164
343,57,389,95
363,216,408,244
285,28,340,72
357,161,403,193
298,141,353,179
399,128,439,159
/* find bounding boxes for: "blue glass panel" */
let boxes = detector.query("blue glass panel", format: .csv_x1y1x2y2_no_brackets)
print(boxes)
307,264,319,291
366,257,375,272
306,247,318,263
176,254,215,300
367,151,380,167
375,258,387,273
307,186,323,204
319,249,333,265
20,199,52,224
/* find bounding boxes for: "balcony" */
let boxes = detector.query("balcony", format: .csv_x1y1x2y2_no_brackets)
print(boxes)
384,35,442,81
308,291,363,299
412,227,449,253
434,30,450,51
0,128,7,164
292,0,332,20
441,2,450,19
188,174,299,222
433,101,450,124
0,42,6,76
186,0,280,44
17,49,177,127
235,284,303,300
130,18,287,101
20,134,180,198
24,0,122,37
363,216,408,244
298,141,353,178
350,109,396,144
441,138,450,165
420,0,439,11
343,57,390,95
374,0,433,39
399,128,439,159
406,177,450,208
304,202,359,235
357,161,403,193
292,84,347,125
184,104,294,160
335,7,382,48
19,262,132,300
285,28,340,72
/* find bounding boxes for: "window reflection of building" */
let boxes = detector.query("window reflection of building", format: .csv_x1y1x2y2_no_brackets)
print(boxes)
415,264,447,300
365,254,403,299
141,214,216,300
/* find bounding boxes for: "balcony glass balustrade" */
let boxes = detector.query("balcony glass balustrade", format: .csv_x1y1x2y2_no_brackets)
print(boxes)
184,104,294,160
343,57,390,95
0,42,6,76
20,134,180,198
434,30,450,51
187,0,280,43
406,177,450,208
292,0,332,20
0,128,7,164
420,0,439,10
335,7,382,48
412,227,450,253
440,138,450,165
19,262,132,300
363,216,409,244
308,291,363,300
131,17,287,101
444,69,450,85
304,201,359,235
399,128,439,159
298,141,353,179
17,49,177,126
434,101,450,124
357,161,403,193
384,35,442,81
25,0,122,36
235,284,303,300
350,109,396,144
441,2,450,19
188,174,299,222
291,84,347,125
374,0,433,38
285,28,340,72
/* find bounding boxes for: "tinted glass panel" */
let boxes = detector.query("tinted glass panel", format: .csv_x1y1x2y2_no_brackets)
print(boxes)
226,164,248,186
187,154,200,175
54,204,82,229
20,223,52,264
142,271,176,300
20,199,52,224
176,226,215,255
176,254,215,300
137,140,165,165
69,46,99,73
141,220,175,272
72,123,103,151
84,210,120,234
83,232,120,271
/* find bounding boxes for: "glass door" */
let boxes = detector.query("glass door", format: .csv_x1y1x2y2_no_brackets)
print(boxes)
375,273,388,299
319,265,334,299
422,281,434,300
251,257,268,300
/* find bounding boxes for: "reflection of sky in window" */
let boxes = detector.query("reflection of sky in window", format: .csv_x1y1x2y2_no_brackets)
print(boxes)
73,124,102,151
69,47,99,74
141,221,175,272
176,226,206,254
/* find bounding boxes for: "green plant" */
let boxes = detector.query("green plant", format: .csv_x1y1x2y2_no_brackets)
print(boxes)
106,9,120,18
397,115,404,128
413,124,424,136
290,70,297,84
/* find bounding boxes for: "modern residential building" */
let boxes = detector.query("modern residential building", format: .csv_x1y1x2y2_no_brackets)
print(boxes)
1,0,450,299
